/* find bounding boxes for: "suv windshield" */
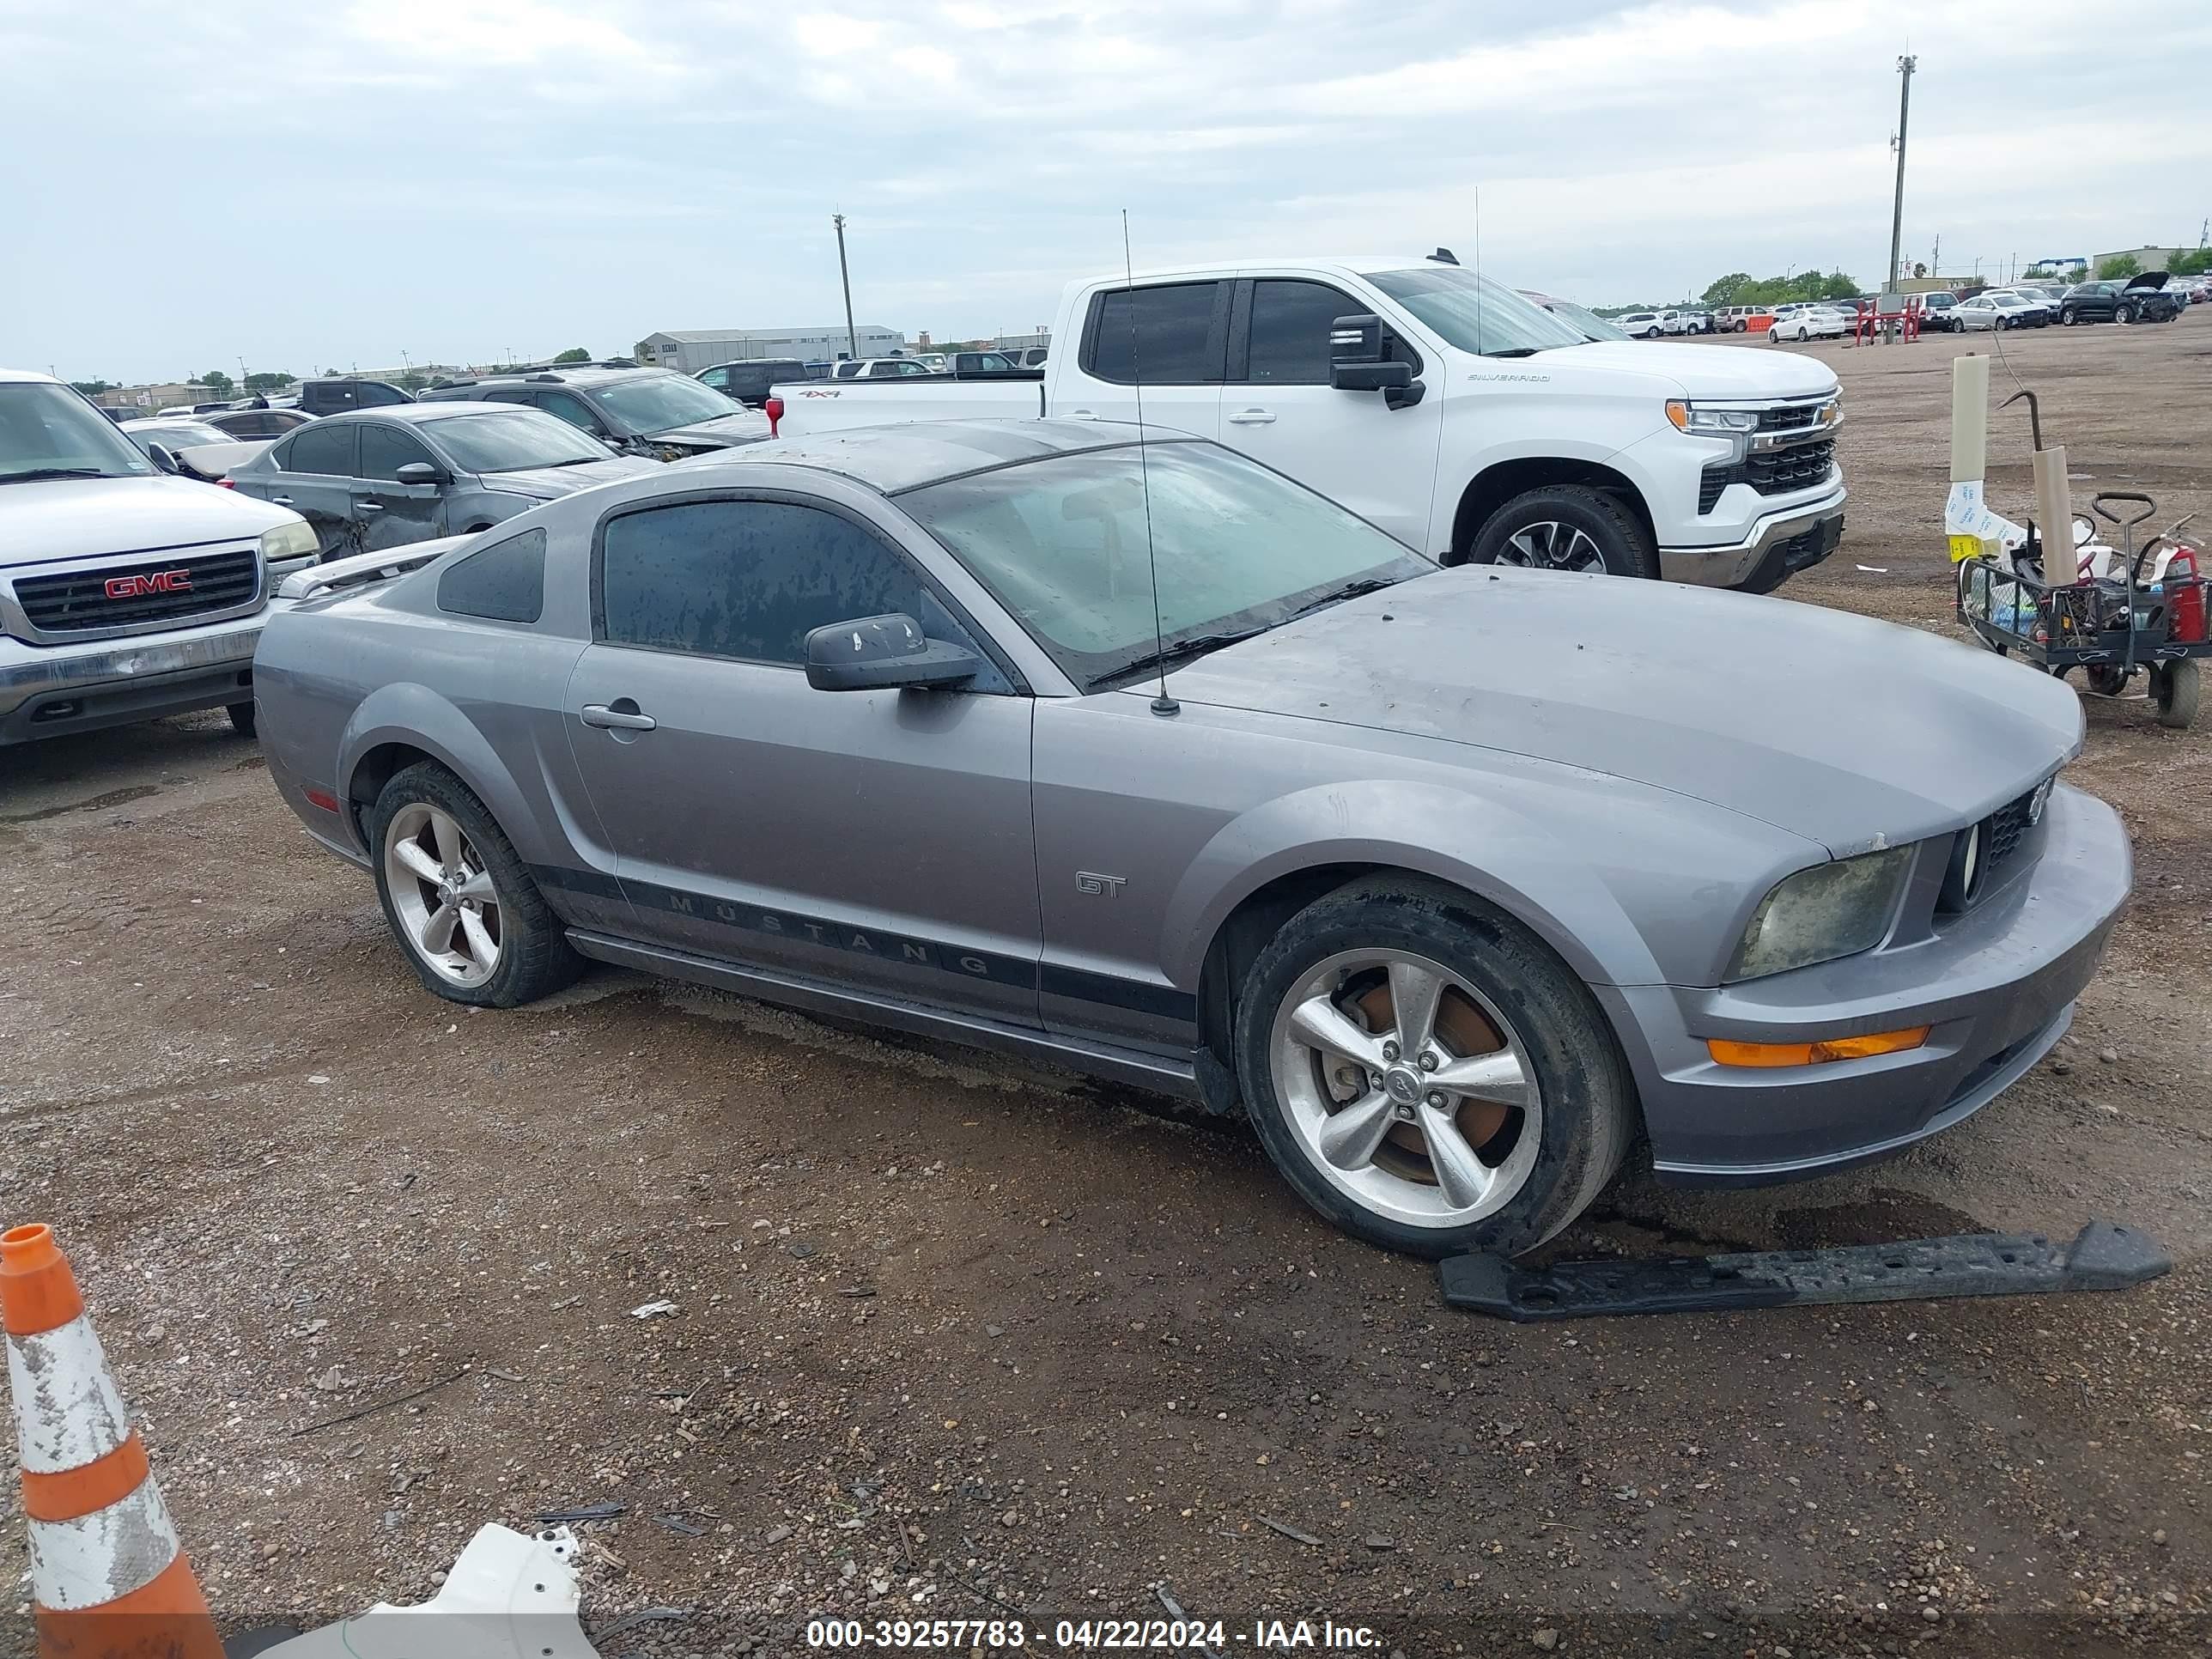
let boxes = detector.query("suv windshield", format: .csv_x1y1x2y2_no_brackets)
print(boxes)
588,375,742,434
1370,267,1588,356
0,383,158,483
428,410,612,472
899,441,1431,690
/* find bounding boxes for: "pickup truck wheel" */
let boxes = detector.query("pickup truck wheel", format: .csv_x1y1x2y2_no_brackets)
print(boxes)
369,763,582,1008
1466,485,1659,579
1234,876,1633,1259
225,702,257,739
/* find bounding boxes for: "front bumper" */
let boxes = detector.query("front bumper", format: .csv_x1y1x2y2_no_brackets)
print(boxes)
1595,784,2130,1185
1657,486,1847,587
0,611,273,744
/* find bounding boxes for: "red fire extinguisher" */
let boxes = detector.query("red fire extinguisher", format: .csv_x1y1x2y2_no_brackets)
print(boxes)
2166,544,2207,644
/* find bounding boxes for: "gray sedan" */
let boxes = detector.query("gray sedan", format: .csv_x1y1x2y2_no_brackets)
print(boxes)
228,403,658,557
252,421,2128,1257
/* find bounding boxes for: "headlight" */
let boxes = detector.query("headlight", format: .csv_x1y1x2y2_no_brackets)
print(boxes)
1726,846,1913,982
259,520,319,563
1663,400,1758,435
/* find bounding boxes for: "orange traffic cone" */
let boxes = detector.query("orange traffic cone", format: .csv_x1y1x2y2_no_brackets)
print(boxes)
2,1223,222,1659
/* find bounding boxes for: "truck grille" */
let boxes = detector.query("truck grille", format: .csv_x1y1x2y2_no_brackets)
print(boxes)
12,547,261,635
1756,404,1825,433
1698,440,1837,511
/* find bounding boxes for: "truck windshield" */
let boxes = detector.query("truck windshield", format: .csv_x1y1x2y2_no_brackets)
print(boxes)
1540,300,1630,342
1370,267,1589,356
589,375,744,434
898,441,1431,691
428,410,612,472
0,384,159,483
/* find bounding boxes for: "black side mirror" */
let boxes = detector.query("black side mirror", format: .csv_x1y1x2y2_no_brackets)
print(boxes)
805,613,980,693
1328,312,1419,400
394,461,447,486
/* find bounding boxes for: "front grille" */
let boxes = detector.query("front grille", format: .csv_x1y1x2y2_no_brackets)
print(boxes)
1698,439,1836,509
12,547,260,635
1985,788,2034,867
1938,784,2044,914
1757,404,1824,433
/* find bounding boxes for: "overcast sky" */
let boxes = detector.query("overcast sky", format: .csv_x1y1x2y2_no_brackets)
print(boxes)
4,0,2208,381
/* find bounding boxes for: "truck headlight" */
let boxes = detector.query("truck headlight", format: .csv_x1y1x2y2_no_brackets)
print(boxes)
1665,401,1759,436
259,520,319,564
1726,846,1913,982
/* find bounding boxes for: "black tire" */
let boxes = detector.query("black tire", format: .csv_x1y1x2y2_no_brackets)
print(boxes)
368,762,583,1007
2154,660,2200,729
2060,307,2077,325
226,701,257,738
1463,484,1659,579
2118,305,2136,325
1233,875,1635,1258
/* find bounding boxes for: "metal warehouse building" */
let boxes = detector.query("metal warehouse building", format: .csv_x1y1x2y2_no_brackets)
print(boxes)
635,326,906,374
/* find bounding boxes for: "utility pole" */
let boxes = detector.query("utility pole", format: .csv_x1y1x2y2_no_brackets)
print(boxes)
834,213,859,361
1931,233,1942,278
1887,54,1916,297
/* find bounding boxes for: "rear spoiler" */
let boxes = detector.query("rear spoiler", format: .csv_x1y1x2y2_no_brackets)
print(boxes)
277,535,471,600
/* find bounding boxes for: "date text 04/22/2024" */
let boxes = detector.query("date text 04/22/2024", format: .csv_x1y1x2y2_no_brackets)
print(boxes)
805,1617,1387,1649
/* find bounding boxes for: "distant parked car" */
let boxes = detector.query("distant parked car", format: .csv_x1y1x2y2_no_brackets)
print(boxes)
226,403,659,556
832,358,940,380
1010,347,1050,368
297,379,414,416
1985,289,2053,326
1713,305,1762,333
202,406,314,440
1950,295,2008,332
1674,308,1716,335
2058,273,2183,325
1616,311,1663,338
1913,291,1960,331
1768,306,1852,343
118,418,268,484
417,366,769,457
696,358,810,408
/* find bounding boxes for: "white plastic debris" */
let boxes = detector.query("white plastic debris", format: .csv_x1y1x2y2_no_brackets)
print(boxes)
629,1299,678,1320
257,1523,594,1658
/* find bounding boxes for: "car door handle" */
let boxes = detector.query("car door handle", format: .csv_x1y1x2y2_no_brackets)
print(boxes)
356,500,383,513
271,495,295,506
580,702,657,732
1227,408,1277,425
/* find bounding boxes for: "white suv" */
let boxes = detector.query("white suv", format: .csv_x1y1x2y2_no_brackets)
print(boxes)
1,369,319,745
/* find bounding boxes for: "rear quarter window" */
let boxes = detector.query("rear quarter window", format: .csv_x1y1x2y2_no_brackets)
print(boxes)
437,528,546,624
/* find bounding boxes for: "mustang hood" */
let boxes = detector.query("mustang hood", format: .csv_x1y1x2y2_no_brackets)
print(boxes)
487,456,660,497
648,411,773,448
2,474,302,568
1166,568,2082,854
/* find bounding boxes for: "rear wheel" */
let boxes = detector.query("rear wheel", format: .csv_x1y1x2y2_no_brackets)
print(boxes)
1464,485,1659,580
368,763,582,1007
1235,876,1634,1258
225,702,257,738
2154,660,2200,729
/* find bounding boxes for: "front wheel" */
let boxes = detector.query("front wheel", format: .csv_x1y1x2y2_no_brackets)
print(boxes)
1463,484,1659,579
368,762,584,1006
2118,306,2136,325
1235,877,1634,1258
225,701,257,738
2061,307,2077,325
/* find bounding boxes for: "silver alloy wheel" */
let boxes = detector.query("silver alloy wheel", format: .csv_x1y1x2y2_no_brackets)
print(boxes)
1498,520,1607,573
383,802,502,988
1267,949,1544,1230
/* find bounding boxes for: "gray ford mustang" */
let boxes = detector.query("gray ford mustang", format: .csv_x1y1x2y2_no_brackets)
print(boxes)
252,420,2130,1257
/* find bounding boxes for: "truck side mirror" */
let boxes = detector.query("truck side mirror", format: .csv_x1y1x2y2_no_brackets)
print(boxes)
1328,313,1418,400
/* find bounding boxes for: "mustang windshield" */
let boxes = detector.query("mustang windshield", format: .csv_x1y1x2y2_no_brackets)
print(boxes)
429,410,611,472
898,441,1431,690
0,383,158,483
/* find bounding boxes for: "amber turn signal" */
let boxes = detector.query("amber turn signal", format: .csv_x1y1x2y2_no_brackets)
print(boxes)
1705,1026,1931,1068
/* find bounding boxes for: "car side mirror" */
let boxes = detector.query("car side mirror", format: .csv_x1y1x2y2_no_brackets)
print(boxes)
145,443,179,475
394,461,447,486
805,613,981,693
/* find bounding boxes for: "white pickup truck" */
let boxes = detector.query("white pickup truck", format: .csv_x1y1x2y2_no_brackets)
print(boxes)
771,254,1846,591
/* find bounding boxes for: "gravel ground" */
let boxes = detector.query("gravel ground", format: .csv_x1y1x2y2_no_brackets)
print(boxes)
1,313,2207,1657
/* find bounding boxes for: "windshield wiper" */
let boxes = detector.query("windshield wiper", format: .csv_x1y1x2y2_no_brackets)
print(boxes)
1482,347,1544,359
1286,575,1399,619
1,467,114,485
1094,628,1267,690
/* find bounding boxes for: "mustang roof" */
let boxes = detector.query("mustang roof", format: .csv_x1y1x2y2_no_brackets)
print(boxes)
727,418,1198,495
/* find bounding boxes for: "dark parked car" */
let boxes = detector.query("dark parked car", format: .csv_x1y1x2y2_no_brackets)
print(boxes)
417,367,768,459
696,358,810,407
2058,273,2183,325
297,379,415,416
251,420,2126,1259
203,406,315,440
225,403,657,556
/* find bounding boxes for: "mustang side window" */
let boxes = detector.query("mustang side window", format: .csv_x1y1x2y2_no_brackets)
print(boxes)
598,500,1009,691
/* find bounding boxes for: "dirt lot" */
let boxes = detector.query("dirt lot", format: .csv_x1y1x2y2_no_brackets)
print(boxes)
3,316,2208,1657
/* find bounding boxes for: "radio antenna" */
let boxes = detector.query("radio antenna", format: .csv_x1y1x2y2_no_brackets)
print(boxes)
1473,183,1483,350
1123,208,1176,716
